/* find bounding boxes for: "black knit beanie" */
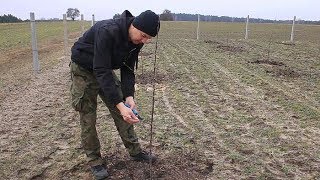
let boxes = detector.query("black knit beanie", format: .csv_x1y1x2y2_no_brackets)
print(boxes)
132,10,160,37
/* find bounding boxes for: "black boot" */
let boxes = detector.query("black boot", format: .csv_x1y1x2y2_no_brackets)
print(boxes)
90,164,109,180
131,150,157,163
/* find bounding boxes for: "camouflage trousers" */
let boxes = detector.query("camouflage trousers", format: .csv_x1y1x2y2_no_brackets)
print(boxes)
70,62,142,166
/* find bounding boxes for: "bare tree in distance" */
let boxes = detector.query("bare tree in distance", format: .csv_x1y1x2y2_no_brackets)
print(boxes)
66,8,80,21
160,9,174,21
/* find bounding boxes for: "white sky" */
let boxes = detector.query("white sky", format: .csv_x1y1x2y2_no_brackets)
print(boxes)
1,0,319,21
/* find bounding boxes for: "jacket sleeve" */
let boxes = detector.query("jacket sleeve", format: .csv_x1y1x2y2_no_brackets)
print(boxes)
93,27,123,106
120,47,141,99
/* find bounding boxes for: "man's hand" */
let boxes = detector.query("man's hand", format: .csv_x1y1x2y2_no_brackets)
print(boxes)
116,102,139,124
125,96,136,110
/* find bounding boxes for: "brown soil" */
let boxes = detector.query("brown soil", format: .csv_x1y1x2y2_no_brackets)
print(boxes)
204,40,246,52
251,59,285,66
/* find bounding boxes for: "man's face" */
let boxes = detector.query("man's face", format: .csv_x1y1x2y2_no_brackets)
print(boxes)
129,25,152,45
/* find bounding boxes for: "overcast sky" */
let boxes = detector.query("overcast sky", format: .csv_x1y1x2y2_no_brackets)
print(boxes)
1,0,319,21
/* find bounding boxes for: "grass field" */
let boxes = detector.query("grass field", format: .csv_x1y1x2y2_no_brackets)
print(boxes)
0,21,91,100
0,21,91,50
0,21,319,179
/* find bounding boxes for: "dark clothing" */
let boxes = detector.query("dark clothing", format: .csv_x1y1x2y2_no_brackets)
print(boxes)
71,10,143,106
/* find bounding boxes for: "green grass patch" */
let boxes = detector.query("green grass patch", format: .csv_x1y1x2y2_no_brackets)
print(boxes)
0,21,90,51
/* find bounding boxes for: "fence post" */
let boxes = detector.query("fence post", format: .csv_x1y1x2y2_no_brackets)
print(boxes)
30,12,40,73
92,14,95,26
245,15,249,39
197,14,200,40
290,16,296,43
63,14,68,59
81,14,85,34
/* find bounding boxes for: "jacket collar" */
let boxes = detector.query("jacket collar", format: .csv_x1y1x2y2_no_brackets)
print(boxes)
120,10,133,18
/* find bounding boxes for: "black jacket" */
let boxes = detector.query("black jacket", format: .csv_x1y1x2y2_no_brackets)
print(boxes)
71,10,143,106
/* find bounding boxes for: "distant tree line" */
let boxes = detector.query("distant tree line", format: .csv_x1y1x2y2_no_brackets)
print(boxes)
0,14,22,23
0,8,80,23
156,10,320,25
171,13,320,25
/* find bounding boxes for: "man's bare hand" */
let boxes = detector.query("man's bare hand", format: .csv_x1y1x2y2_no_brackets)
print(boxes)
116,102,139,124
125,96,136,110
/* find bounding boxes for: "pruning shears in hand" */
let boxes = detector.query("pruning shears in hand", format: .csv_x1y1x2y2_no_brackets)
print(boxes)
125,104,143,120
